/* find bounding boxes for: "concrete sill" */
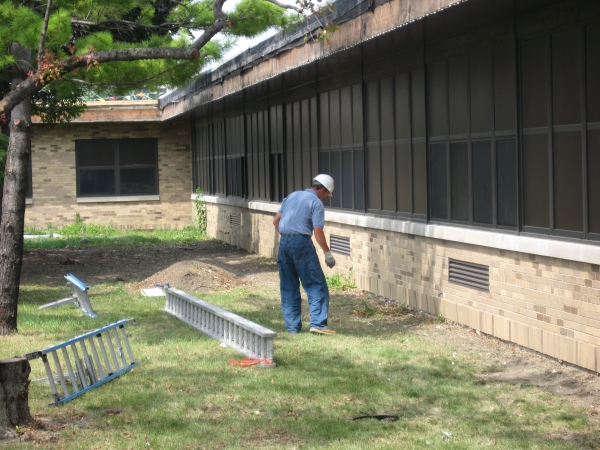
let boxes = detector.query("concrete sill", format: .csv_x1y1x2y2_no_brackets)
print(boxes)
199,194,600,266
77,195,159,203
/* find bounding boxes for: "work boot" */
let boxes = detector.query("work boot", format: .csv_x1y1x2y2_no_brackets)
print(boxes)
310,327,336,335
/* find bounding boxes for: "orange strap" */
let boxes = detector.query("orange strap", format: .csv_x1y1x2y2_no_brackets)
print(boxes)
228,358,274,367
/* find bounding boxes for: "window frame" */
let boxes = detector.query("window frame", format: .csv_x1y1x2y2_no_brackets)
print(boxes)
75,138,159,198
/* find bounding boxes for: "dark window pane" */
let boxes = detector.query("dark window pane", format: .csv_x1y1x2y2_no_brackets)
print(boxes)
311,98,319,176
470,49,493,134
413,142,427,215
302,150,311,188
330,151,341,208
330,90,341,147
497,140,518,227
319,152,330,175
450,142,469,221
366,81,379,143
227,159,233,195
259,114,267,198
449,54,469,135
554,131,583,232
522,37,549,129
294,130,302,192
427,61,448,137
270,106,278,152
246,117,254,197
587,23,600,123
367,143,381,211
341,87,353,147
494,41,517,132
380,77,394,142
395,73,410,140
552,29,582,126
277,105,284,153
254,123,260,197
342,150,353,209
589,130,600,233
286,105,294,194
396,143,411,213
354,150,365,211
352,84,363,145
523,133,549,228
79,169,115,196
430,143,448,219
293,102,301,152
119,139,157,165
411,69,426,138
381,144,395,212
77,140,115,166
472,141,492,224
320,93,330,148
301,99,311,152
319,151,331,207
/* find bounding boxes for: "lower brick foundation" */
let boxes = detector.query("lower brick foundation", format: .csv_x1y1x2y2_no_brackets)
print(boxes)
207,202,600,373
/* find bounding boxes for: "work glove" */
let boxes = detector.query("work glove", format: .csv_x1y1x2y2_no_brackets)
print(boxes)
324,251,336,269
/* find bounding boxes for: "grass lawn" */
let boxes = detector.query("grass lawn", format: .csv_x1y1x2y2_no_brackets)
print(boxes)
1,230,598,449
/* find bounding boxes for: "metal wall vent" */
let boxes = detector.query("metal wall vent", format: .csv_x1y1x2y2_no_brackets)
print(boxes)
330,235,351,256
230,214,241,227
448,259,489,291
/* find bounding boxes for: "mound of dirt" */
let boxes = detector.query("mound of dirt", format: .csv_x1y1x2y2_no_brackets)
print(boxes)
125,261,247,294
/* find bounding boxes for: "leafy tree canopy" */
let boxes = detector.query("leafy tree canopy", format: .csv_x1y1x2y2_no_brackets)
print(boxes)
0,0,320,120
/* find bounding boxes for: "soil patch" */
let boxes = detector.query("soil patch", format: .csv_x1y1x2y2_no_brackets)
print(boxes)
21,240,280,293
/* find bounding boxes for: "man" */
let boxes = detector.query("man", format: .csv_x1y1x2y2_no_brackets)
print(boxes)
273,174,337,335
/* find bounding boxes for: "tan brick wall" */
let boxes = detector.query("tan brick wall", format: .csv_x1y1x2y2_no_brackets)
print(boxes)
208,203,600,372
27,122,193,229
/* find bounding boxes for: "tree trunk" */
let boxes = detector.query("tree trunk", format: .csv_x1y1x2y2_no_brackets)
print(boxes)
0,44,31,335
0,357,32,439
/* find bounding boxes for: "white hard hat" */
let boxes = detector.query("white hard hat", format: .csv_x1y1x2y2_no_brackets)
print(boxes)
313,174,334,196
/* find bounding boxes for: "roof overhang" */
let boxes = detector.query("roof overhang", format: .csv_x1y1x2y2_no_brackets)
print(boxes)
158,0,469,121
31,100,161,124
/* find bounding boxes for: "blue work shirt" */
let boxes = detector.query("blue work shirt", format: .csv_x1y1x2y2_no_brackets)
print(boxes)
278,189,325,236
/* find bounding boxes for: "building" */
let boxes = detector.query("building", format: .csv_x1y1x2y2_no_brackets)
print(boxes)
29,0,600,371
29,101,192,228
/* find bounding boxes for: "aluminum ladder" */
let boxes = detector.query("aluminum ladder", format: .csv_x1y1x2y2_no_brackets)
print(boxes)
26,319,139,405
38,273,98,318
162,285,277,366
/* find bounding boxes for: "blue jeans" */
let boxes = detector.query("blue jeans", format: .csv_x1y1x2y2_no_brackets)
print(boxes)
277,235,330,333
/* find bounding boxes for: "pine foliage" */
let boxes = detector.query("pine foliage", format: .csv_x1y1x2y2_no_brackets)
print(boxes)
0,0,305,122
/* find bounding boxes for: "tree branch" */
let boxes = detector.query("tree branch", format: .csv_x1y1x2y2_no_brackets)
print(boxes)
62,61,193,87
191,0,227,50
263,0,302,14
71,18,191,33
37,0,53,68
0,46,203,115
